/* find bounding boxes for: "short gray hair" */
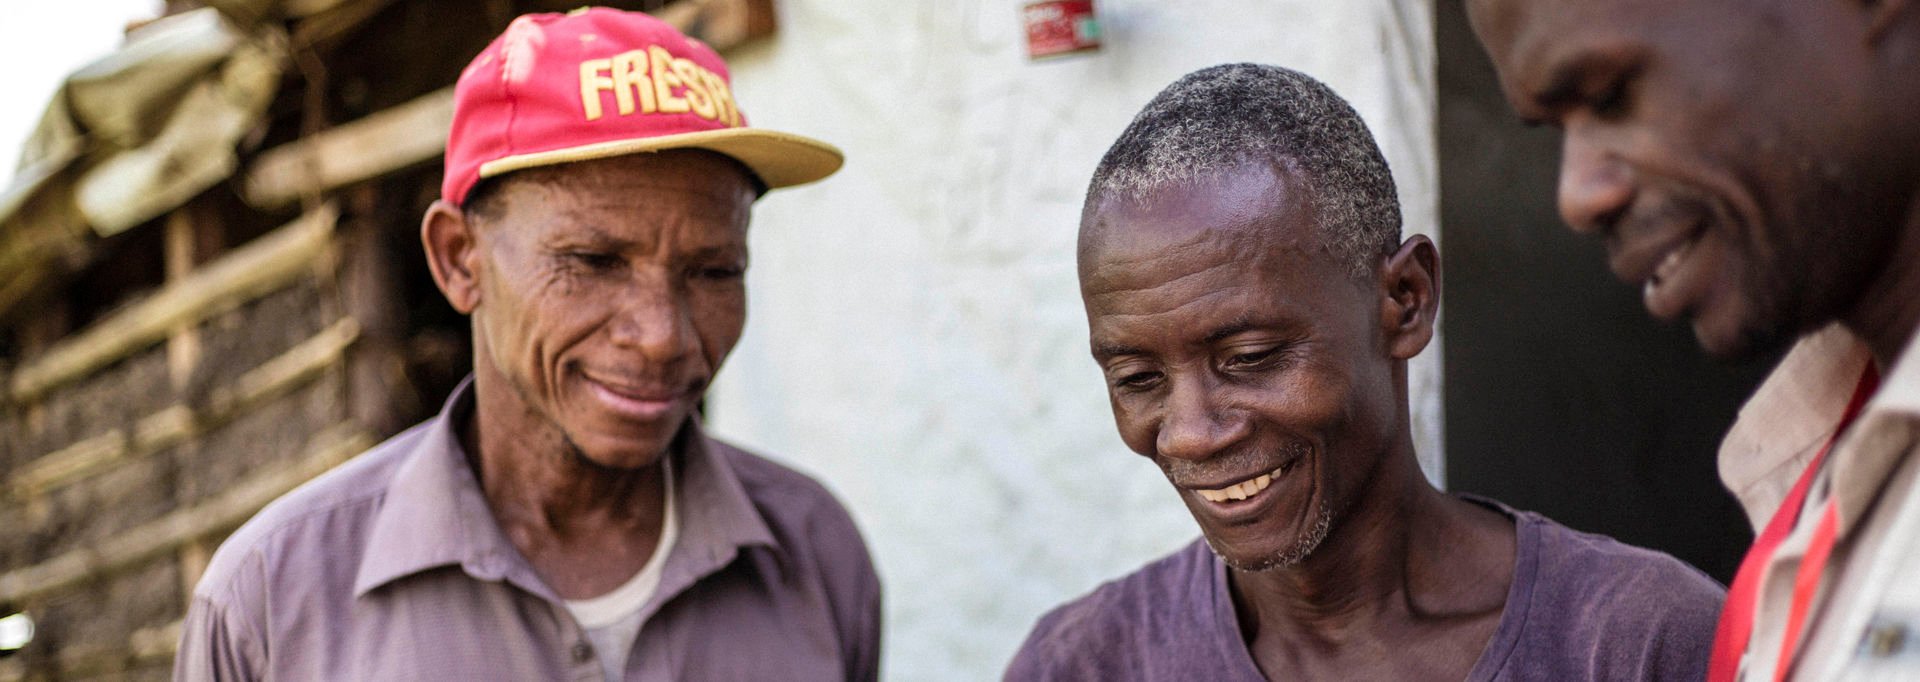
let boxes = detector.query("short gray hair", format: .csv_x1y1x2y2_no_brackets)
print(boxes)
1086,64,1401,276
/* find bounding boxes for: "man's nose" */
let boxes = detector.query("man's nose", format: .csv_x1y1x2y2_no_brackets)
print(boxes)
1556,128,1634,236
1155,378,1250,462
608,273,696,363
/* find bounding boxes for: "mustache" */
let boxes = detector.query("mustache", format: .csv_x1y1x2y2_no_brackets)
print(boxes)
1161,440,1309,486
569,361,708,394
1613,192,1713,241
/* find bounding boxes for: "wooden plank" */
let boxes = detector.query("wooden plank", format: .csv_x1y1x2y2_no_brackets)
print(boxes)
657,0,777,52
6,205,338,405
288,0,376,18
242,89,454,209
6,429,130,501
165,208,203,389
0,261,56,331
0,423,374,605
129,619,182,662
7,317,362,501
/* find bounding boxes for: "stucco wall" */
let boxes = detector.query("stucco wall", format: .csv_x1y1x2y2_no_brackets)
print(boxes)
707,1,1438,677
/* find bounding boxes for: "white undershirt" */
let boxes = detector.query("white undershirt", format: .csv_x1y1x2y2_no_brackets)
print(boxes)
563,461,679,682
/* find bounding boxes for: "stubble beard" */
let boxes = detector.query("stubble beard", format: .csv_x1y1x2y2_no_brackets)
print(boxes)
1209,498,1335,572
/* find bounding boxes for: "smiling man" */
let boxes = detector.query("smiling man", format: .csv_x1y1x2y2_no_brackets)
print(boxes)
1465,1,1920,679
1005,64,1723,681
174,9,879,681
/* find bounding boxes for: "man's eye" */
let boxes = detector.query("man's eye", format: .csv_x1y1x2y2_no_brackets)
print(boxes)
1224,347,1281,370
694,265,746,281
567,252,624,270
1113,371,1163,392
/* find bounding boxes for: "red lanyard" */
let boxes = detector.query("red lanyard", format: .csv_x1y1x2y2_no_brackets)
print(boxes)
1706,365,1879,682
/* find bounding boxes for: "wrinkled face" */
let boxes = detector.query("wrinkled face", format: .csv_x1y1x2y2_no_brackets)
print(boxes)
1468,0,1909,358
1080,164,1401,571
467,151,755,468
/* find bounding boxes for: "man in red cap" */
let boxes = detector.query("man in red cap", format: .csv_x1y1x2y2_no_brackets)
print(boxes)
175,8,879,680
1466,0,1920,679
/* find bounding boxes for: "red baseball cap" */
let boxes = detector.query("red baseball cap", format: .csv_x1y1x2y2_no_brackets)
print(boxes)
441,7,843,205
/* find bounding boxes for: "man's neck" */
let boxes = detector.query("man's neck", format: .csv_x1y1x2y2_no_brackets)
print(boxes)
462,369,669,539
459,367,674,600
1845,190,1920,372
1226,450,1514,677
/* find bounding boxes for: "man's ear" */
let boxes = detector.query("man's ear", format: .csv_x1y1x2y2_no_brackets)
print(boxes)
421,200,483,315
1377,234,1440,360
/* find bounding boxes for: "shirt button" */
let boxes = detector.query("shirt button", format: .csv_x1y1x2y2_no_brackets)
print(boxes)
572,641,594,663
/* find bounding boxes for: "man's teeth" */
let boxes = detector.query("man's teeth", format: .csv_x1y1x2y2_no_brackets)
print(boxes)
1195,468,1284,503
1646,235,1696,291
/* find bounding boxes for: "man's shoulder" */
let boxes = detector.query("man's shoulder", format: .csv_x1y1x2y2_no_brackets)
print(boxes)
704,436,878,568
1030,539,1217,638
1524,511,1726,610
1502,510,1724,679
191,421,427,604
1007,540,1223,679
708,436,857,527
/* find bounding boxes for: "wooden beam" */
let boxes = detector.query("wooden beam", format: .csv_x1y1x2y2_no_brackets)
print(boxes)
130,619,183,662
7,429,130,501
7,317,362,501
0,423,374,605
656,0,778,52
242,89,454,209
6,205,338,405
165,208,203,389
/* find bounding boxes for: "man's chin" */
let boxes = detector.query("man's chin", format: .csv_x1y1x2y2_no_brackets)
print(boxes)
1690,312,1792,363
563,432,679,472
1205,504,1334,572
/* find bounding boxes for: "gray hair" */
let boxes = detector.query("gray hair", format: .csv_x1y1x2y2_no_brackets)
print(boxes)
1085,63,1401,277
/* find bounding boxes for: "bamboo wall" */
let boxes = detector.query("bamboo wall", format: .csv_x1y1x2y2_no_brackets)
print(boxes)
0,2,773,678
0,206,371,680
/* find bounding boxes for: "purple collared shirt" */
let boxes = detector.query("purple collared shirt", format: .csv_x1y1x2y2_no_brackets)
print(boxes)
175,378,882,681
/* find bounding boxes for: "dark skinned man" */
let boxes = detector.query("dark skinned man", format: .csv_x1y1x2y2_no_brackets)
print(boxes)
1466,0,1920,678
1005,64,1723,682
175,9,879,680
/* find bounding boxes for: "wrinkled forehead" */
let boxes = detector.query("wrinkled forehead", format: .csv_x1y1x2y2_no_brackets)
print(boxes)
491,151,758,214
551,150,759,198
1466,0,1672,99
1474,0,1682,56
1078,165,1323,295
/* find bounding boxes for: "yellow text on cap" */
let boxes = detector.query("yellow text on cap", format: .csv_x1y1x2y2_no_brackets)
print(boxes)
579,46,740,127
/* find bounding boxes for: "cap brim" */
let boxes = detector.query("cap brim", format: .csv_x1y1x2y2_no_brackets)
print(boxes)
477,127,844,190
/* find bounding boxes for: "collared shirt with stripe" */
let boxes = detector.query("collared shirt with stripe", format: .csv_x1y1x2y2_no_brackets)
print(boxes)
1718,324,1920,680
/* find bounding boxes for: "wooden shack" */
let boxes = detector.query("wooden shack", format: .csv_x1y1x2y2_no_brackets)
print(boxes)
0,1,772,678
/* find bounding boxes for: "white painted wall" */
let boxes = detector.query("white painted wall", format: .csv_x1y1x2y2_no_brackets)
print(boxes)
707,1,1439,678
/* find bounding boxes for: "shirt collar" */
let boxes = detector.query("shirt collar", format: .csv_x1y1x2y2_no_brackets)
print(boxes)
649,425,787,608
353,376,783,599
1719,322,1920,535
1830,327,1920,532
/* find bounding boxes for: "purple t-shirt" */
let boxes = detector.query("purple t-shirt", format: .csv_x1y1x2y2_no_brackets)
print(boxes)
1006,500,1724,681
